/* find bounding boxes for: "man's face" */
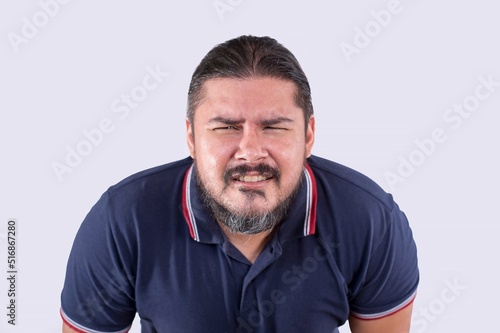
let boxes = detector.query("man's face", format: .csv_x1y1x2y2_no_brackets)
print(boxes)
186,77,315,233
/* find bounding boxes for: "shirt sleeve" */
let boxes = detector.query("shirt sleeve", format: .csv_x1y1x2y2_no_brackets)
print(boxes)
61,191,136,332
348,205,419,319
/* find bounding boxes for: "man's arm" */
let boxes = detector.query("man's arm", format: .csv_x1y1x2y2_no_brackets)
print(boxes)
62,322,79,333
349,302,413,333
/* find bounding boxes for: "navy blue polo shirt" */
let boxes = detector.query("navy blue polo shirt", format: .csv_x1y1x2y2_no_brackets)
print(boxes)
61,155,419,333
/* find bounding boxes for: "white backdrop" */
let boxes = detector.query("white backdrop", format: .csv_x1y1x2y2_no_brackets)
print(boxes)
1,1,499,332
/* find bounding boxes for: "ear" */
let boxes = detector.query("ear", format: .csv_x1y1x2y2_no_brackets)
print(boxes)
186,118,195,159
305,116,315,158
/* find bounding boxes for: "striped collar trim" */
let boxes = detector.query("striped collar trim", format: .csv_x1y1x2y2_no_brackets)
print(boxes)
182,163,317,242
303,163,317,236
182,165,200,241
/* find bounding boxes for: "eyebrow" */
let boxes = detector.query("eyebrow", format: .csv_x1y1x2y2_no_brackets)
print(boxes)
260,117,294,126
207,116,294,126
207,116,244,125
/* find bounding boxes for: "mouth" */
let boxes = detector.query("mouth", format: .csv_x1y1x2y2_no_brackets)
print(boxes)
224,163,280,187
235,174,273,183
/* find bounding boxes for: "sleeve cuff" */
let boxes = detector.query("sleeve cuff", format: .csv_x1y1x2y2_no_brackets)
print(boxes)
60,308,131,333
350,290,417,320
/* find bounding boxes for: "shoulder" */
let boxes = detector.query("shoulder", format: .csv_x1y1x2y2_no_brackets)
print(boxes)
307,156,418,302
307,155,395,212
105,157,193,203
108,156,193,191
76,157,194,257
307,155,406,258
84,157,193,237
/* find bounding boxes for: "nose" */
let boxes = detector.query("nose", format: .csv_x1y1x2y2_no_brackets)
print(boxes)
234,128,268,162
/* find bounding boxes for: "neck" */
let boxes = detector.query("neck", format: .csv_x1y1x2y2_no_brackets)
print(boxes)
220,225,273,264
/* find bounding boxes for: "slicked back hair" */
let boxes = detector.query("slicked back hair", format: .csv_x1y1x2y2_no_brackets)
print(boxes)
187,35,314,127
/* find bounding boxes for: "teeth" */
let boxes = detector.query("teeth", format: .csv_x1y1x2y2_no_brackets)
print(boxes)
238,175,268,182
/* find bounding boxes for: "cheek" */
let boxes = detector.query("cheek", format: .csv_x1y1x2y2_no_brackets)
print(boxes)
272,136,307,164
272,138,307,182
196,137,234,173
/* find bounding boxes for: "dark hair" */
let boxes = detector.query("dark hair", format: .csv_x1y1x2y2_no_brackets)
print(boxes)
187,35,313,126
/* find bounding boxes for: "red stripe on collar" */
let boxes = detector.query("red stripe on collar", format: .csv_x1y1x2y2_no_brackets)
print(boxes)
182,165,198,241
182,164,317,240
304,163,318,236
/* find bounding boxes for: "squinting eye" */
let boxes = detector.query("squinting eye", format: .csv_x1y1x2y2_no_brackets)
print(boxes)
264,126,287,131
214,126,238,131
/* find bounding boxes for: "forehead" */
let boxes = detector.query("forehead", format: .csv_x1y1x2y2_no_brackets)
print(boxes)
195,77,300,119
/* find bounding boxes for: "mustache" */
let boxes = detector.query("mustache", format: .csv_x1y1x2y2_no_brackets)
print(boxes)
223,163,281,185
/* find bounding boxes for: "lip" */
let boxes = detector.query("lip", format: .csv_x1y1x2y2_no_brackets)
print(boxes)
231,171,273,181
224,164,280,189
232,177,274,189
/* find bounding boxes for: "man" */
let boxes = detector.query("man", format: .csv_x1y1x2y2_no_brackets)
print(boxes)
61,35,419,333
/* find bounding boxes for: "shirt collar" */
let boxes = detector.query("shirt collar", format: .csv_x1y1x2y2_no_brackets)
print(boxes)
181,163,317,244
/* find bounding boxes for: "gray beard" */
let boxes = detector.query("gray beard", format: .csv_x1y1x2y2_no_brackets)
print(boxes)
195,166,303,235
